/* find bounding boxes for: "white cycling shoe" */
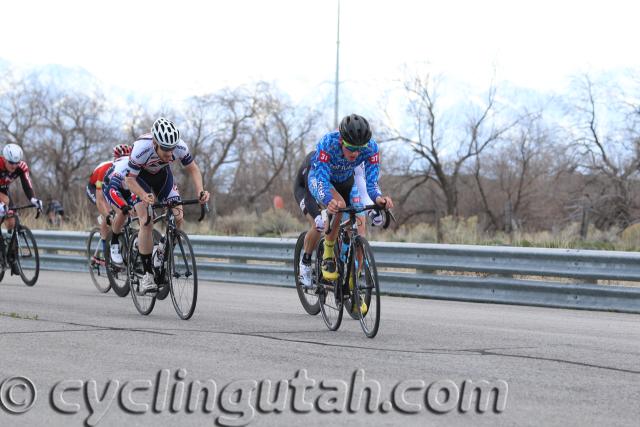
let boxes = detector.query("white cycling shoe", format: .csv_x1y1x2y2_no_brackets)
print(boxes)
298,261,314,289
110,244,123,265
139,272,157,294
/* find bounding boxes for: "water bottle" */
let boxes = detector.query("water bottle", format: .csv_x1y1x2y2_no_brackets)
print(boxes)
340,235,350,262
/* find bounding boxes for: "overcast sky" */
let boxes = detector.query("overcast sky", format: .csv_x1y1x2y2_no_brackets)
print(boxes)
1,0,639,117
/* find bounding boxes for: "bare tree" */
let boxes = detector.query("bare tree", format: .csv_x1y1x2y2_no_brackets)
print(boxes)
32,90,114,209
231,83,316,207
389,72,519,217
473,113,557,231
568,74,640,229
182,87,256,194
0,73,46,149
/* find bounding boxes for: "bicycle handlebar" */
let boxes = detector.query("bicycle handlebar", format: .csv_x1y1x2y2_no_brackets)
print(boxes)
144,198,209,226
9,204,42,219
326,204,395,234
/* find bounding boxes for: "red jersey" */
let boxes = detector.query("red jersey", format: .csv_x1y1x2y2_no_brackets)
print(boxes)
89,161,113,189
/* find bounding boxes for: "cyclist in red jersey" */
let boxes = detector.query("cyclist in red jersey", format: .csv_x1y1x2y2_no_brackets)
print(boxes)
86,144,132,257
0,144,43,274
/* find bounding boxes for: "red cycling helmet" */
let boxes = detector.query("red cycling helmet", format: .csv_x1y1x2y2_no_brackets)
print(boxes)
113,144,132,159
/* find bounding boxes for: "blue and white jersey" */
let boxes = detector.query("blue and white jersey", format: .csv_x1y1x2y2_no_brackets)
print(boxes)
127,133,193,175
308,131,382,205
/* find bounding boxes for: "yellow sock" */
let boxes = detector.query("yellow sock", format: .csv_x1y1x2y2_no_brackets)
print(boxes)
323,239,335,260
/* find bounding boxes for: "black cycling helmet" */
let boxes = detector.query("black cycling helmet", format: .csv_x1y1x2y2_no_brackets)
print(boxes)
339,114,372,146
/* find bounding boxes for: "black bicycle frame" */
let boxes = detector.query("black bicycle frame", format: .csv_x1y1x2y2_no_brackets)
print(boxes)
146,199,207,276
0,205,40,268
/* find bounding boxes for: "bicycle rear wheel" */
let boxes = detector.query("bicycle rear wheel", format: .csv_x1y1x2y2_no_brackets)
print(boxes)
167,230,198,320
128,231,156,315
107,232,129,297
317,238,343,331
354,236,380,338
14,226,39,286
294,231,320,315
87,227,111,293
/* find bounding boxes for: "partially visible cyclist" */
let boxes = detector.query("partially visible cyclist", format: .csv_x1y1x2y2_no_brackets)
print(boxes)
0,144,43,274
87,144,133,264
307,114,393,284
45,198,65,226
124,117,210,294
295,152,382,289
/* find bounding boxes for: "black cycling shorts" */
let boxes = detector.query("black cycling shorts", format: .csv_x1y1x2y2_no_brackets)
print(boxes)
293,152,322,219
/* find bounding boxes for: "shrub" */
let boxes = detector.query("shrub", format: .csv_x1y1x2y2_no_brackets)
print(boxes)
213,208,258,236
255,209,304,237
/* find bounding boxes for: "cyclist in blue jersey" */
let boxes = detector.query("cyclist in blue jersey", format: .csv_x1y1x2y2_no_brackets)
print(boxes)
295,153,383,289
307,114,393,283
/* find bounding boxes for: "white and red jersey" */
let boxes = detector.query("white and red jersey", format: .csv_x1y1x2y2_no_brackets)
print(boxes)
103,156,131,191
127,133,193,175
0,157,34,199
102,157,133,208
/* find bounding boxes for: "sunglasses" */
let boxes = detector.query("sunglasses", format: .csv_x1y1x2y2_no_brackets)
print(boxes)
342,140,365,152
7,160,20,165
155,143,175,152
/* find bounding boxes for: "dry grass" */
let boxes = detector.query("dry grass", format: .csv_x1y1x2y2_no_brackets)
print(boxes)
372,215,636,251
19,209,640,252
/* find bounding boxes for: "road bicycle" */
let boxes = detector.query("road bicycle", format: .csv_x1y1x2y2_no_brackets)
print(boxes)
316,204,393,338
0,205,41,286
87,210,164,296
128,199,207,320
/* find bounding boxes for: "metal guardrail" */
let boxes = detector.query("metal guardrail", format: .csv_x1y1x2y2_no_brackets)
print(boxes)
31,230,640,314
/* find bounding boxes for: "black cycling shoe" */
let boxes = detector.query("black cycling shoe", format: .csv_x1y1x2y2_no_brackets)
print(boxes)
156,284,169,300
10,262,19,276
155,268,170,300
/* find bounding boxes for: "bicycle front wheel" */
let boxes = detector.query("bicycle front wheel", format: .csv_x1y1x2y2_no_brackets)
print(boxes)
317,238,343,331
167,230,198,320
128,231,156,315
15,226,39,286
354,236,380,338
294,231,320,315
87,227,111,293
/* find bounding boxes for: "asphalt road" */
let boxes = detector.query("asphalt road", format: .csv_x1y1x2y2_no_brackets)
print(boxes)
0,270,638,426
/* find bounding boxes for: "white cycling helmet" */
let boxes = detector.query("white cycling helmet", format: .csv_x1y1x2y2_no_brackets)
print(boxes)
3,144,23,163
152,117,181,150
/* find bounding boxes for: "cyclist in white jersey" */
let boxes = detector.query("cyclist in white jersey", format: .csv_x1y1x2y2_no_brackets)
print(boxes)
124,117,210,294
101,155,137,264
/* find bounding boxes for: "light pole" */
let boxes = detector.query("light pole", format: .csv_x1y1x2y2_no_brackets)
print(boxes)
334,0,341,129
